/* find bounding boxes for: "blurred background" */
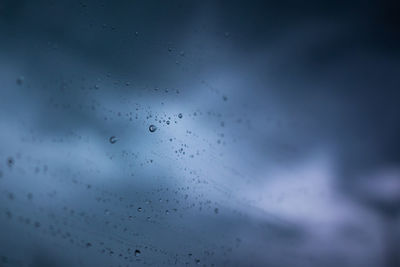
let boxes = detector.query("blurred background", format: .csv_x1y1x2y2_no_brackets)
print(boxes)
0,0,399,266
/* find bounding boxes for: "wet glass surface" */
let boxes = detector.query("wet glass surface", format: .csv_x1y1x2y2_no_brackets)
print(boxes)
0,1,399,266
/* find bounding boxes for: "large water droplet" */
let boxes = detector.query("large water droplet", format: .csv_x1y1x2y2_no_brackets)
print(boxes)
149,125,157,132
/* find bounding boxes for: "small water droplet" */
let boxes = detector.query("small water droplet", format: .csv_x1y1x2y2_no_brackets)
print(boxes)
7,157,14,167
149,125,157,132
16,76,24,85
178,113,183,119
109,136,118,144
137,207,142,212
134,249,141,256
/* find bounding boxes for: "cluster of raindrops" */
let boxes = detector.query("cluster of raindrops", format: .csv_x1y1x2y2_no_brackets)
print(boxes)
0,3,266,265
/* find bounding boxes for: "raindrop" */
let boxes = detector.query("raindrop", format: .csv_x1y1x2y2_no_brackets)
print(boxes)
16,76,24,85
149,125,157,132
137,207,142,212
134,249,141,256
109,136,118,144
5,210,12,219
7,157,14,167
178,113,183,119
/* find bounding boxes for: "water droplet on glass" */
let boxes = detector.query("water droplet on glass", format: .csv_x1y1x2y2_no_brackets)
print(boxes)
137,207,142,212
149,125,157,132
134,249,141,256
7,157,14,167
178,113,183,119
109,136,118,144
16,76,24,85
